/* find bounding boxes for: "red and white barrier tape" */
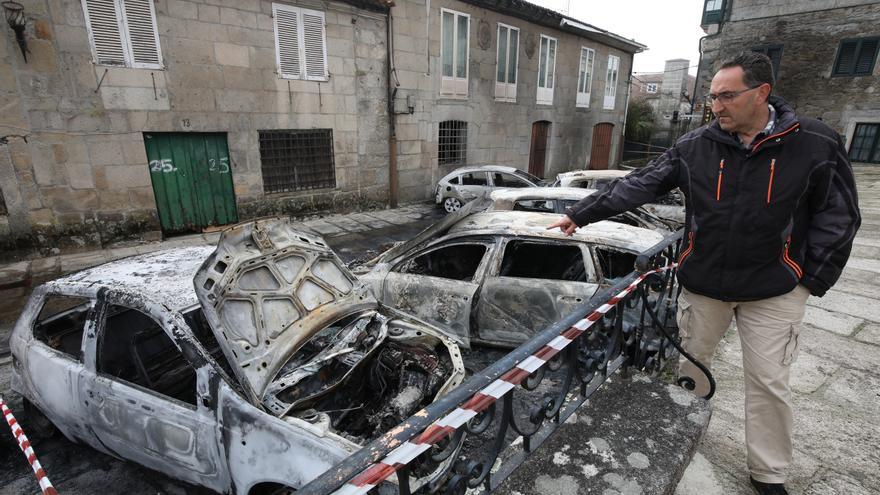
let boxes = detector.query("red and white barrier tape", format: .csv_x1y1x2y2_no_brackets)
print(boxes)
334,265,674,495
1,397,59,495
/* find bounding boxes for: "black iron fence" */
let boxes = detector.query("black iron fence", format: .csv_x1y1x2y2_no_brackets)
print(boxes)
300,230,685,495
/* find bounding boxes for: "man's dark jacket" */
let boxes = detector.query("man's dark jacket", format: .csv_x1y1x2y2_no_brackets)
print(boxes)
567,96,861,301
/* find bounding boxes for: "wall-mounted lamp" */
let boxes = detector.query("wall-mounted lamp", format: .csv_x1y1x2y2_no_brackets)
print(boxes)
2,1,27,62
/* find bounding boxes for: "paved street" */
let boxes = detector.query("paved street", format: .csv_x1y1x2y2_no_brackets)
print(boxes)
676,164,880,494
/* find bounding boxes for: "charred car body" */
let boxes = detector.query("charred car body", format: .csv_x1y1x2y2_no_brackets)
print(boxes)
9,219,464,494
359,201,664,347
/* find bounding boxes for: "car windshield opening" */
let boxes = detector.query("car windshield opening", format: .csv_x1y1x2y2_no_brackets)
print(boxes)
500,241,586,282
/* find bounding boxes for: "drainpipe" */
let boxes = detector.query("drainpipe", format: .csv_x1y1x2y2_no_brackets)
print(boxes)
619,58,634,168
386,6,399,208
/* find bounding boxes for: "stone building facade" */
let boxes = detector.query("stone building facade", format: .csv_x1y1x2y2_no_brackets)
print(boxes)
631,59,697,146
696,0,880,161
0,0,642,255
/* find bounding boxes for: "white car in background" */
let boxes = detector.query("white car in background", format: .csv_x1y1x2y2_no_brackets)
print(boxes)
434,165,544,213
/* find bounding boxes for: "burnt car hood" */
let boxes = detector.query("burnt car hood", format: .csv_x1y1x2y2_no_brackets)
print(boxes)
194,217,377,404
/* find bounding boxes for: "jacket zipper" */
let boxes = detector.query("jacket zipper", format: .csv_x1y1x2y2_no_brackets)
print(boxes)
782,236,803,279
766,158,776,205
678,231,695,266
715,159,725,201
752,123,800,154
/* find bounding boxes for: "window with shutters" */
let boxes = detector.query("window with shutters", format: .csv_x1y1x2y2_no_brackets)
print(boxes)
752,45,783,81
576,47,594,108
258,129,336,193
441,9,469,97
438,121,467,166
536,35,557,105
495,23,519,102
273,4,328,81
603,55,620,110
833,37,879,77
81,0,162,69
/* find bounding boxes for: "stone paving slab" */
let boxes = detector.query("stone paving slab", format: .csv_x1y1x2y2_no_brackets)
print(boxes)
497,374,711,495
854,323,880,345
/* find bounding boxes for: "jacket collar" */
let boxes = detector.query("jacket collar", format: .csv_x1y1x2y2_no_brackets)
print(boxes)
704,95,799,148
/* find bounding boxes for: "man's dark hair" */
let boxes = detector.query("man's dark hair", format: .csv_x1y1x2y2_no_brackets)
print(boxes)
719,51,775,89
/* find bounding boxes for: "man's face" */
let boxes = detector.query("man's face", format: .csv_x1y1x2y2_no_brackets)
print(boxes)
709,67,770,134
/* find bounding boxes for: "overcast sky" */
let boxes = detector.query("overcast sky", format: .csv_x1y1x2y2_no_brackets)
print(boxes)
529,0,706,75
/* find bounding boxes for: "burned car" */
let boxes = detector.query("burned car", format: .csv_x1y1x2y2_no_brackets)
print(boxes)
550,169,630,189
434,165,544,213
487,187,684,229
359,204,664,347
9,219,464,494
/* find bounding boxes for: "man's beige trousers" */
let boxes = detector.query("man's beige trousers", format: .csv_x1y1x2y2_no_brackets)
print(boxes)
677,285,810,484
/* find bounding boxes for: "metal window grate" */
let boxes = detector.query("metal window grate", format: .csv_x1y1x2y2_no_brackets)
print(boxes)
259,129,336,193
438,120,467,166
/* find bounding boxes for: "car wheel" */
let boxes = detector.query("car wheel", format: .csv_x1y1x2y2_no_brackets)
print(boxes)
443,197,462,213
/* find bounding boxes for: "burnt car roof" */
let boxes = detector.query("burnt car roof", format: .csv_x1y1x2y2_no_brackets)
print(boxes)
487,187,600,210
50,246,214,310
447,211,664,252
555,169,630,180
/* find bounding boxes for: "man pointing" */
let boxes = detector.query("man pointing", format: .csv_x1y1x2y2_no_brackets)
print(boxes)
549,52,860,495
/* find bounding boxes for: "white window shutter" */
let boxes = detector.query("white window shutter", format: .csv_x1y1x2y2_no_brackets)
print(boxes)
301,10,326,80
274,5,301,78
83,0,126,66
121,0,161,67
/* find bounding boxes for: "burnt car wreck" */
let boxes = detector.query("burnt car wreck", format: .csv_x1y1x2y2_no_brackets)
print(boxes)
10,218,464,494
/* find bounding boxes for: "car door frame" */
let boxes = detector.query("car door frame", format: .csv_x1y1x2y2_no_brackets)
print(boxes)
474,237,600,346
380,236,497,347
16,286,99,445
455,171,491,202
81,289,229,492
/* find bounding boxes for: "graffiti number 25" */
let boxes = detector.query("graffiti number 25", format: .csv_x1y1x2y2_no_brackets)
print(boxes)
209,157,230,174
149,159,177,173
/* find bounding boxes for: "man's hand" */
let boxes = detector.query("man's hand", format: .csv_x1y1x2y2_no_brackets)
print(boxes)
547,216,579,236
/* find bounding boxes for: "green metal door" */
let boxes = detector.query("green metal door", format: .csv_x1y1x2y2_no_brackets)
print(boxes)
144,132,238,234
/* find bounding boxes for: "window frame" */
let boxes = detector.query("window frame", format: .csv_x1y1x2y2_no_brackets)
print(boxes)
258,129,337,194
81,0,163,69
603,55,620,110
495,22,520,102
701,0,725,25
536,34,558,105
848,123,880,164
272,3,329,81
440,8,470,98
94,301,198,409
31,293,94,362
438,120,468,166
832,37,879,77
393,241,492,283
576,46,595,108
493,238,596,282
752,44,784,81
646,83,658,93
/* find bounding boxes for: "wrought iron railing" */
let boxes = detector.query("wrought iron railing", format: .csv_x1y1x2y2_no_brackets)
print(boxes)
299,230,685,495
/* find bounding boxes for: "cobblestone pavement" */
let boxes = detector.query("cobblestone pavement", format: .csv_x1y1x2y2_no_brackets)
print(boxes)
676,164,880,494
